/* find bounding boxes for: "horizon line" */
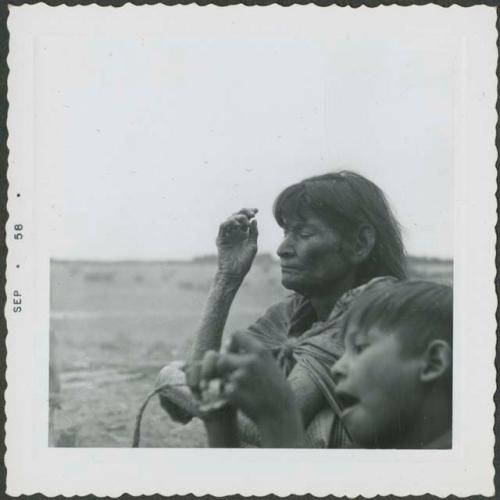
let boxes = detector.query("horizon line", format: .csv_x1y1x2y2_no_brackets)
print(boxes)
49,253,453,265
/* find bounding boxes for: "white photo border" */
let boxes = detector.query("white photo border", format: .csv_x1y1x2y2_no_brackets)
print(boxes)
4,4,498,497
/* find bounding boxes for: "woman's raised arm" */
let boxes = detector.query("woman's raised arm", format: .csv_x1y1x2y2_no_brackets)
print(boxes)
188,208,259,362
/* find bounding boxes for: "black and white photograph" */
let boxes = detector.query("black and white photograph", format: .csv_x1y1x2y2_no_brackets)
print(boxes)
5,4,496,497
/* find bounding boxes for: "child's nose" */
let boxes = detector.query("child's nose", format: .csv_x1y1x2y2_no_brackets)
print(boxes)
331,356,348,385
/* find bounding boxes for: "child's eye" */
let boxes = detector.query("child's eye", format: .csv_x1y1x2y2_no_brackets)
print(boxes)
354,343,368,355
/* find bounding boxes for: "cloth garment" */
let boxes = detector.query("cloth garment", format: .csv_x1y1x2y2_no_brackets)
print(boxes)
156,276,396,447
245,275,397,447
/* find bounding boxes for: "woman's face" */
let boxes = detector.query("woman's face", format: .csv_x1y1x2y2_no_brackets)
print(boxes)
277,212,354,296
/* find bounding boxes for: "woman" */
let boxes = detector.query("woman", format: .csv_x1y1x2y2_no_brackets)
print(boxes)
158,170,406,447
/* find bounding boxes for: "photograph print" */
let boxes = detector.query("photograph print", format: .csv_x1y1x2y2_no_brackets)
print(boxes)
42,5,462,451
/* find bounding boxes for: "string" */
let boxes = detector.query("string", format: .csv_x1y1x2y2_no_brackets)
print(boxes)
132,382,188,448
132,360,226,448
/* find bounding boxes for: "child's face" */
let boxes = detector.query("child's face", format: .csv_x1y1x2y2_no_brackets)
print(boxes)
332,322,424,448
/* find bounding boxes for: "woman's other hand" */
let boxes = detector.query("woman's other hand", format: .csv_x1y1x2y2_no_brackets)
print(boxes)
216,208,258,280
190,332,304,447
208,331,304,447
217,332,295,424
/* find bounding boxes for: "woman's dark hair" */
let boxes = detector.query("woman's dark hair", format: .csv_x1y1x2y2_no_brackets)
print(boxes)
273,171,407,284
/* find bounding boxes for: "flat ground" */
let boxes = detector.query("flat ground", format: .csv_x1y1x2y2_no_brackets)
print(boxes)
49,256,452,447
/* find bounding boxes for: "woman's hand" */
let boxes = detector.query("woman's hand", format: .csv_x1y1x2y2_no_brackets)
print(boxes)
192,332,304,447
217,332,296,424
216,208,258,281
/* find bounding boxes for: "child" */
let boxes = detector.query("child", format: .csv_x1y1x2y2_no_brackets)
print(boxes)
198,280,452,449
331,280,452,448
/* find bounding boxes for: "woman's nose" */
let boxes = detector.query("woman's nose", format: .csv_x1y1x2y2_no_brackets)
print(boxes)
277,235,295,258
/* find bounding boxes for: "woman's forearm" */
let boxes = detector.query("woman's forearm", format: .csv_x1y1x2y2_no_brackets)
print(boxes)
203,406,240,448
258,408,305,448
287,363,326,427
237,412,261,446
188,272,243,362
237,408,304,448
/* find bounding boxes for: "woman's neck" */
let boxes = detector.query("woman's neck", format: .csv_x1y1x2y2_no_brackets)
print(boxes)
310,275,356,321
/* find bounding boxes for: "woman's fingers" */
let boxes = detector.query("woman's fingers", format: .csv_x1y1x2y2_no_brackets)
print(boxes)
200,350,220,387
216,352,252,375
217,208,259,243
227,212,256,228
218,217,249,238
227,330,266,355
230,215,252,231
184,362,202,395
185,350,228,394
235,208,258,219
248,219,258,244
220,209,258,231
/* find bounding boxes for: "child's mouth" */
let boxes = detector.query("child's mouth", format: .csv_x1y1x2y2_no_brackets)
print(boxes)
336,391,360,414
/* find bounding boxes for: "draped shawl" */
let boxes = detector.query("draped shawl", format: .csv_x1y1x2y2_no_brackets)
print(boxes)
245,276,396,447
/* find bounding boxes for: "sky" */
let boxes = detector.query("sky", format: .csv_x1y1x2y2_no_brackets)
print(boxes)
32,6,461,260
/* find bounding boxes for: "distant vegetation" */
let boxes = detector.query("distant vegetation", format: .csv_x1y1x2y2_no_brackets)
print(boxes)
54,254,452,297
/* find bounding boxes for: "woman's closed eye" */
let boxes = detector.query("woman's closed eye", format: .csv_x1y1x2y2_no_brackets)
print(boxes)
298,231,314,239
282,228,314,240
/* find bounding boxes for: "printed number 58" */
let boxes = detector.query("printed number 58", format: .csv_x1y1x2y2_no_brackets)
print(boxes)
14,224,23,240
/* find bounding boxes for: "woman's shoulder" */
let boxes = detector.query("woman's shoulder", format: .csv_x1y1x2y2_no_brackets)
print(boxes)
348,275,398,299
258,293,308,318
329,276,399,320
246,294,308,340
356,275,399,294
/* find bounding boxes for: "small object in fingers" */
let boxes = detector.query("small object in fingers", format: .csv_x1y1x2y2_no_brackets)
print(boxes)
233,214,251,222
199,397,229,413
202,379,223,402
222,380,236,397
236,208,259,219
198,379,229,412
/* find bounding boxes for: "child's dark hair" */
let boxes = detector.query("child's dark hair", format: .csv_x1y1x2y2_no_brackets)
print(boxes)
342,280,453,356
273,171,407,286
